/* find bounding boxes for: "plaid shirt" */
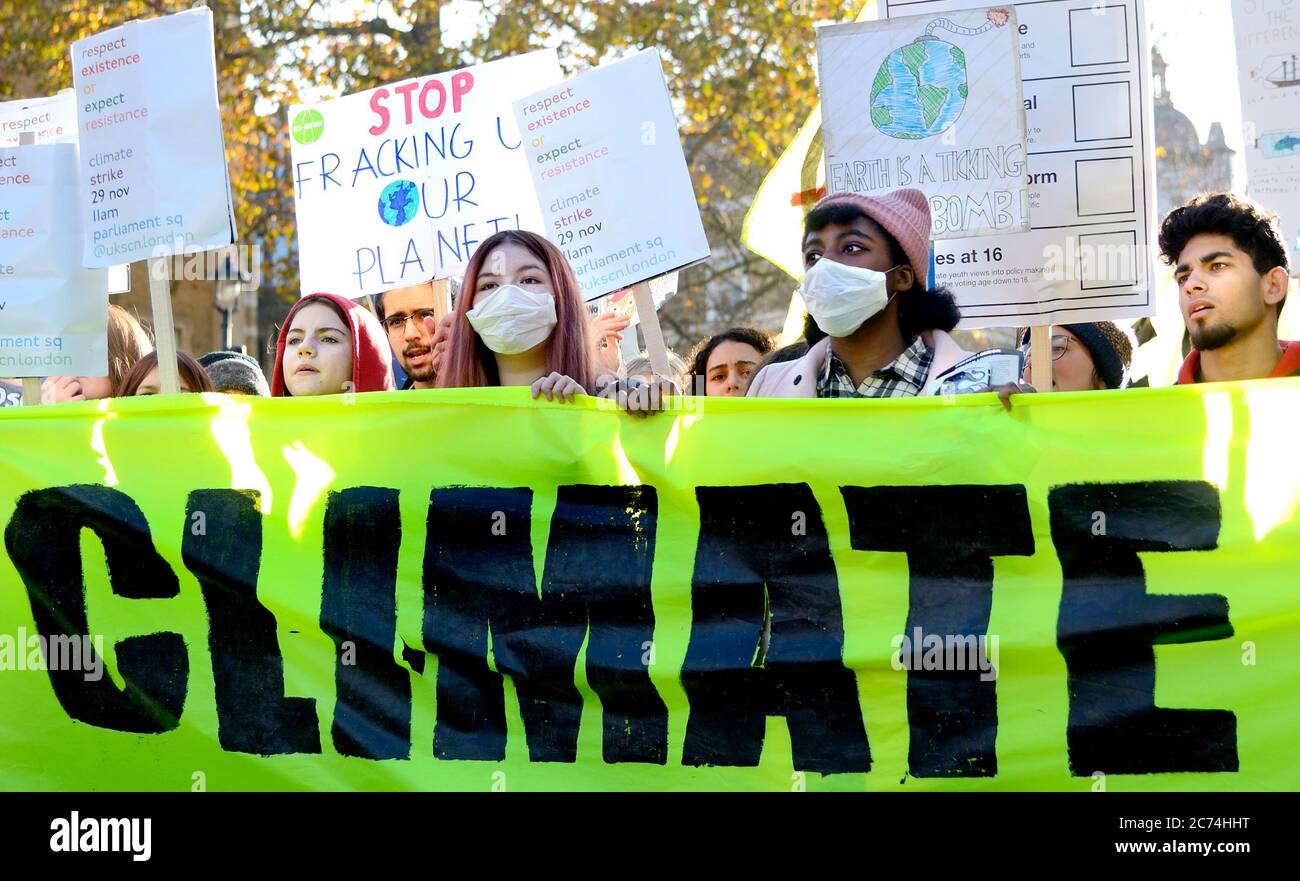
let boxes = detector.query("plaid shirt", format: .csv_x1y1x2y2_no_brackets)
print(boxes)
816,335,933,398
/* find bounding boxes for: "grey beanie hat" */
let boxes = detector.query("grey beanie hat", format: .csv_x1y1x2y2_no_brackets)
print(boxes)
199,350,271,397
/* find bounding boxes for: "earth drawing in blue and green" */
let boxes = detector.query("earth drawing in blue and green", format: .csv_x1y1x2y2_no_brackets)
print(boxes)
870,37,969,140
378,179,419,227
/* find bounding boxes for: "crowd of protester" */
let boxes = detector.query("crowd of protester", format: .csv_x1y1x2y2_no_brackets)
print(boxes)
20,189,1295,410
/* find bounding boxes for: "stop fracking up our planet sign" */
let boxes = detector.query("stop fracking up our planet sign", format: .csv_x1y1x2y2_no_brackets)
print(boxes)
816,6,1029,239
288,50,563,299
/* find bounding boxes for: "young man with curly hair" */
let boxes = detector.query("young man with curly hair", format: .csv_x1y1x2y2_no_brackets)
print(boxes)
1158,192,1296,383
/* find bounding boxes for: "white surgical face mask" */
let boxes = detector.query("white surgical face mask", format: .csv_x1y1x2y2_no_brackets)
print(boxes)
800,258,899,338
465,284,558,355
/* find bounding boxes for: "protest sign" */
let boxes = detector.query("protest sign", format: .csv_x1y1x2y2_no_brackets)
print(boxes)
0,143,109,378
883,0,1157,329
71,7,236,269
2,94,134,307
2,93,133,298
587,273,680,363
513,49,710,302
290,50,562,300
0,381,21,407
740,2,880,281
0,92,78,147
1,382,1297,791
1231,0,1300,273
817,7,1029,239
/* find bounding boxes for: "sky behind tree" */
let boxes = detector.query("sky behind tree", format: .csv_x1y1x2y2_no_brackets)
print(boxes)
1149,0,1248,190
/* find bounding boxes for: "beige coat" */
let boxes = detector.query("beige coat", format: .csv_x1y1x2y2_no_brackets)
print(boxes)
746,330,970,398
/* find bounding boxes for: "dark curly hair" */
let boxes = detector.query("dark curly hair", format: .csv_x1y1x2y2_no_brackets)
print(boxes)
687,327,775,394
803,202,960,337
1158,192,1290,316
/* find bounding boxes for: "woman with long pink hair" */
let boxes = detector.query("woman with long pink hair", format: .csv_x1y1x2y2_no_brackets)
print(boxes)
437,230,594,401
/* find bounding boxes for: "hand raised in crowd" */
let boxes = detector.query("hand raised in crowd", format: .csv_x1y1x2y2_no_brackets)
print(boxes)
42,376,86,404
531,371,587,403
591,312,631,374
424,313,455,378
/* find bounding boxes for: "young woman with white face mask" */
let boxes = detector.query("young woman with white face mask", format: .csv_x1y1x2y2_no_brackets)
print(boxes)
437,230,595,402
747,189,976,399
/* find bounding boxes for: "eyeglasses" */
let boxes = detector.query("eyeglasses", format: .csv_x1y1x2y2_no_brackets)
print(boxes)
383,309,438,334
1020,335,1073,361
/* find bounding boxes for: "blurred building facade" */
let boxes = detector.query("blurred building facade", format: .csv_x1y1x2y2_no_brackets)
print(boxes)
111,255,261,362
1152,46,1235,218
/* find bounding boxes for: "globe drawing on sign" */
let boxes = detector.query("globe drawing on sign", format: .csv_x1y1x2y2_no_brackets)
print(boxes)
870,9,1011,140
378,179,419,227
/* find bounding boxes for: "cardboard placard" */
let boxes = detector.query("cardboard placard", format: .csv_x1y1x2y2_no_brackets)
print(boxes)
0,92,78,147
290,50,563,299
817,7,1029,239
71,7,236,268
1231,0,1300,273
0,143,109,378
883,0,1157,328
513,49,710,302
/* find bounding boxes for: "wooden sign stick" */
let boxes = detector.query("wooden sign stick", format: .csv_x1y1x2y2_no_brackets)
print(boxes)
629,279,671,380
1030,324,1053,393
147,239,182,394
431,276,453,321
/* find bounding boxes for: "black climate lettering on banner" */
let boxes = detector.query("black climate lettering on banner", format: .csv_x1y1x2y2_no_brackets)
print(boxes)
534,485,667,764
3,485,188,733
320,487,409,760
1049,481,1237,774
423,487,535,761
680,484,870,773
423,486,667,763
182,490,320,755
842,485,1034,778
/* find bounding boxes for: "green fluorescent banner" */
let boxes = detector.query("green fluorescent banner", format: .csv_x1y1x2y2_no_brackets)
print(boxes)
1,384,1297,791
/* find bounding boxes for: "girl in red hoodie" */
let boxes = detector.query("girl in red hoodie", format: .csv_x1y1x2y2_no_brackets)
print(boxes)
272,292,395,396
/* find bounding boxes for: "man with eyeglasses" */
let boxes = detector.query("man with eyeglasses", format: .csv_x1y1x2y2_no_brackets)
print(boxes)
374,280,448,390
